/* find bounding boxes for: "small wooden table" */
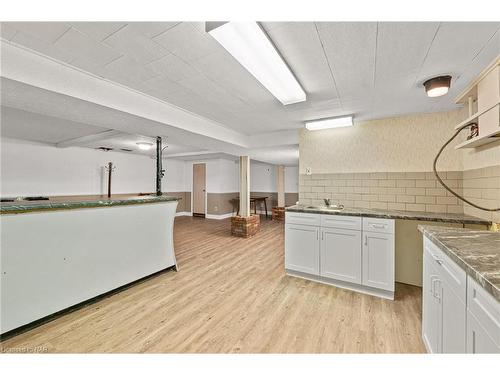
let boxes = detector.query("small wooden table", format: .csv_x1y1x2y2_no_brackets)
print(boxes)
232,196,269,218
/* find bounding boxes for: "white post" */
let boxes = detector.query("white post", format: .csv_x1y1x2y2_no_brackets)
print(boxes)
277,165,285,207
239,156,250,217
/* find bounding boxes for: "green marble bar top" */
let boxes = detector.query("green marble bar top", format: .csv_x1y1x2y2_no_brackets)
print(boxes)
418,225,500,303
0,194,180,214
286,204,491,225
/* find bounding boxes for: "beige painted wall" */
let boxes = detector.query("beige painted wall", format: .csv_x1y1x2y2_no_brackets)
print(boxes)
299,109,466,174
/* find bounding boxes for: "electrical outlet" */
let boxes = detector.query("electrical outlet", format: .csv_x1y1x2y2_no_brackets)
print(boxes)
305,167,312,175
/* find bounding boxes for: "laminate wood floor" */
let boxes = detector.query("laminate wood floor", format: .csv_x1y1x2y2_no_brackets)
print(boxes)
1,216,425,353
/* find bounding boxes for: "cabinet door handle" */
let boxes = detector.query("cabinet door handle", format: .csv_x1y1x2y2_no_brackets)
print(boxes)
321,231,324,241
431,254,443,266
430,275,436,295
472,330,476,354
317,229,319,240
364,235,368,246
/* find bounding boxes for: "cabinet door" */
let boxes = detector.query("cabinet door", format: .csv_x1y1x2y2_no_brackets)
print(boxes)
440,278,467,353
285,224,320,275
422,255,440,353
362,232,395,291
467,311,500,353
320,227,361,283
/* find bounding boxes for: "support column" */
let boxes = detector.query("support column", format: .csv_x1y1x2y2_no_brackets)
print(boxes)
239,156,250,217
273,165,286,221
231,156,260,237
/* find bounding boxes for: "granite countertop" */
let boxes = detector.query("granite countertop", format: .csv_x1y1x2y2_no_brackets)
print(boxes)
285,205,491,225
418,225,500,302
0,194,181,214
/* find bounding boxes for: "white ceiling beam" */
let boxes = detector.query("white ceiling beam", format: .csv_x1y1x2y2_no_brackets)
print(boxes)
56,129,124,148
1,41,250,149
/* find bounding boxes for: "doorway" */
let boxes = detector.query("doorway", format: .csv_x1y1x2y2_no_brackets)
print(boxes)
192,163,206,218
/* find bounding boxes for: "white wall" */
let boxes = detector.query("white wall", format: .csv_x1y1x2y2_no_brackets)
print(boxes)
251,162,276,192
1,137,297,197
1,138,159,196
285,166,299,193
299,109,466,174
184,158,239,194
162,159,187,192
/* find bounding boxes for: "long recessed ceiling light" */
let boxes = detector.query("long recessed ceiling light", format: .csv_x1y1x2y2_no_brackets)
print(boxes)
305,116,354,131
206,22,306,105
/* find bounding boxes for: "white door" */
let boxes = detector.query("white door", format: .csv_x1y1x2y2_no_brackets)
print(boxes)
320,227,361,283
440,278,467,353
362,232,394,291
285,224,320,275
422,256,440,353
192,163,206,217
467,312,500,353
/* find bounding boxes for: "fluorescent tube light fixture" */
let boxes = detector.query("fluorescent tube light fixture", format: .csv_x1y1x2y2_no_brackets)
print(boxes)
207,22,306,105
305,116,354,131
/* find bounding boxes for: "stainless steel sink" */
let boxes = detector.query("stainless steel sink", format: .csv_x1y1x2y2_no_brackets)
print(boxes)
306,205,344,211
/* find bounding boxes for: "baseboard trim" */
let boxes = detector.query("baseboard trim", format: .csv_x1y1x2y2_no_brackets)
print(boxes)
206,213,234,220
175,212,192,217
285,269,394,300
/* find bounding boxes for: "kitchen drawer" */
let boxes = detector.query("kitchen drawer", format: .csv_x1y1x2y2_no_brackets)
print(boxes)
424,238,466,302
321,214,361,230
362,217,394,234
285,212,321,227
467,276,500,347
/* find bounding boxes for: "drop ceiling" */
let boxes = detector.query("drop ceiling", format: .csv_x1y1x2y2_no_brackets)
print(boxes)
1,21,500,167
2,21,499,136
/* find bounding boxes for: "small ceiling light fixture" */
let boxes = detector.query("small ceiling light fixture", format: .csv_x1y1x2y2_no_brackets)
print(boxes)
136,142,153,151
305,115,354,131
423,75,452,97
206,22,306,105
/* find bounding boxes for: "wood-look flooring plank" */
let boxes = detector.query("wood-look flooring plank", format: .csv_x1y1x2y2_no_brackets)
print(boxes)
1,217,425,353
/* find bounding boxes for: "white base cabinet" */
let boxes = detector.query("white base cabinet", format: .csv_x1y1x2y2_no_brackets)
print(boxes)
285,212,395,299
285,224,320,275
362,232,395,292
422,237,500,353
320,227,361,283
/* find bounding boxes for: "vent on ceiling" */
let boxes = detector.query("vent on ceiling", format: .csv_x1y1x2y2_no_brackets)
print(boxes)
120,148,133,152
96,147,113,152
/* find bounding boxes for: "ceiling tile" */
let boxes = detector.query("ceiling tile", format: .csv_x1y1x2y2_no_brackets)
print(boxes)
10,31,76,63
126,22,181,38
147,53,199,82
153,22,220,61
1,106,107,144
418,22,500,83
54,28,122,66
264,22,338,97
103,55,159,83
375,22,439,83
71,22,126,41
0,23,18,40
103,24,170,64
6,22,70,43
317,22,378,101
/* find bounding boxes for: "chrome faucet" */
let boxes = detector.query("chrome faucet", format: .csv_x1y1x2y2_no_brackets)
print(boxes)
324,198,344,210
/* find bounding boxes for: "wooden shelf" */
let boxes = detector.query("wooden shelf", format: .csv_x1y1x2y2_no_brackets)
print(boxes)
455,130,500,149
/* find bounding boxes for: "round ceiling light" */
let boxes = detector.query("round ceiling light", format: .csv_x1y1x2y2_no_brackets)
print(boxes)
423,75,452,97
136,142,153,151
